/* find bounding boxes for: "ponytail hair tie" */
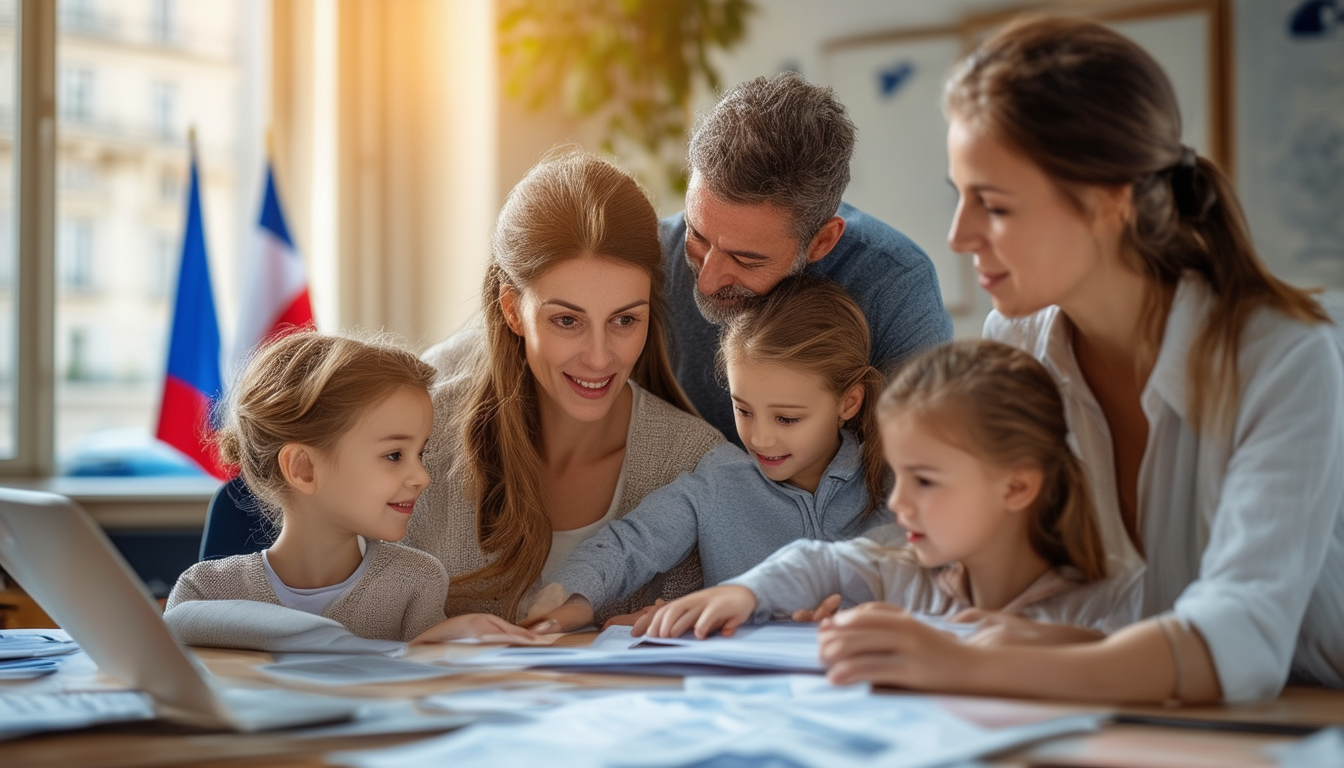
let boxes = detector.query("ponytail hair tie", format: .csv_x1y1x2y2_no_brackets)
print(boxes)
1170,145,1214,221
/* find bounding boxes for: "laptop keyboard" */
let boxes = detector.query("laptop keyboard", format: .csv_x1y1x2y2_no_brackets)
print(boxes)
0,690,156,734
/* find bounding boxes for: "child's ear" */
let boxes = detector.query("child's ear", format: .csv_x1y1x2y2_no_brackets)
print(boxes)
278,443,319,495
499,284,524,336
838,383,864,423
1002,465,1045,514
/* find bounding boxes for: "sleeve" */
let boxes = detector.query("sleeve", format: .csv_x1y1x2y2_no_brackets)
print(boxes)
723,539,889,623
1173,330,1344,702
165,563,211,610
400,555,450,641
546,457,715,612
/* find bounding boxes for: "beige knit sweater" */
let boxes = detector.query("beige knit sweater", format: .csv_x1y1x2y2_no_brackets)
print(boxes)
409,331,725,623
166,540,449,642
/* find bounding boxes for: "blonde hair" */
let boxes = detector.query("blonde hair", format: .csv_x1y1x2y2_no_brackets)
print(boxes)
944,16,1327,432
216,331,436,524
454,150,695,617
880,339,1107,582
717,275,887,517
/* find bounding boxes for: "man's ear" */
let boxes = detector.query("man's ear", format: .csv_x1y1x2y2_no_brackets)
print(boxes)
1002,465,1045,515
839,382,864,423
499,284,524,336
278,443,319,496
805,215,846,263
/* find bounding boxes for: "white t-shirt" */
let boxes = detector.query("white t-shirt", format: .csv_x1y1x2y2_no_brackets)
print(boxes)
538,384,642,582
262,536,371,616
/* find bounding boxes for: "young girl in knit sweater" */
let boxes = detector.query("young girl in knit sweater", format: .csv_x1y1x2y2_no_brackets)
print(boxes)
636,339,1141,651
524,275,895,632
167,332,535,644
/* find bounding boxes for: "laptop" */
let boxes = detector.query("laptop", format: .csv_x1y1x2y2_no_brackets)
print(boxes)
0,487,360,732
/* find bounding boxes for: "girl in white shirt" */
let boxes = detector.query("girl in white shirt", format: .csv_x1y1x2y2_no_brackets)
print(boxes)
636,339,1141,640
815,16,1344,703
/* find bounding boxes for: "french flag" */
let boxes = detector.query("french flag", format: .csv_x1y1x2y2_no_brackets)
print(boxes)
232,161,314,370
156,146,229,479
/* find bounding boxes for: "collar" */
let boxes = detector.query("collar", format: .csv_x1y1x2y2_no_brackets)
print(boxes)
933,561,1085,611
751,428,864,492
1032,275,1210,425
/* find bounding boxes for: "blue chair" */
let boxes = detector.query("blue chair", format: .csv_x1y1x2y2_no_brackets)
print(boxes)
198,477,274,561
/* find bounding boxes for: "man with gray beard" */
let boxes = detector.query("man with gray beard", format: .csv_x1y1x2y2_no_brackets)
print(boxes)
660,72,953,444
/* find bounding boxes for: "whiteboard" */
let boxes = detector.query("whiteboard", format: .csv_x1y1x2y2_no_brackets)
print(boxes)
824,9,1218,316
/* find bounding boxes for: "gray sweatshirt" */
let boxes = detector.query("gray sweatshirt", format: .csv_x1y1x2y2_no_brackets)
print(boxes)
547,430,893,614
726,536,1144,635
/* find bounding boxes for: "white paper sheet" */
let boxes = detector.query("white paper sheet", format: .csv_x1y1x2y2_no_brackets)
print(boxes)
330,674,1104,768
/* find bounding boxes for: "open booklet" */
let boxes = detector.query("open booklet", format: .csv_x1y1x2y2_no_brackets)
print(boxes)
455,615,981,674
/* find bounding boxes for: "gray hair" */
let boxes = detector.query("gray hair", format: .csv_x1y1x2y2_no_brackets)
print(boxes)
688,71,856,244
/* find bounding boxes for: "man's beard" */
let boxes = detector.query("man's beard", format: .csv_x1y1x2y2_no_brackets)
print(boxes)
688,249,809,326
692,283,765,325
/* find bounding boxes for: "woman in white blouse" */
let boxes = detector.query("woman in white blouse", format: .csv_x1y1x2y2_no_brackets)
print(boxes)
816,16,1344,704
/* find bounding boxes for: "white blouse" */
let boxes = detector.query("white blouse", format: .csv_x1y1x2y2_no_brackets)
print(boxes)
986,277,1344,702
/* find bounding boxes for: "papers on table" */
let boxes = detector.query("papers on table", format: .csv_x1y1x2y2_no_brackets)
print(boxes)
455,623,823,673
0,691,156,740
331,674,1104,768
164,600,407,655
0,629,81,680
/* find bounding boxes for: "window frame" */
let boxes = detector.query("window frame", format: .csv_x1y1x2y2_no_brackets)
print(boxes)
6,0,58,477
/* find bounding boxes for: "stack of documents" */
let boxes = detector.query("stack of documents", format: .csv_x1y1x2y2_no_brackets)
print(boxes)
332,674,1103,768
0,629,80,680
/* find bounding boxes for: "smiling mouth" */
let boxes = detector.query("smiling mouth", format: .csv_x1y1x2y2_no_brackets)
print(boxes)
566,373,613,390
388,501,415,515
755,452,790,467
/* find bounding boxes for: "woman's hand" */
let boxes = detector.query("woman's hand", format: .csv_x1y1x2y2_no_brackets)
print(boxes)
818,602,975,690
410,613,541,645
633,585,758,639
951,608,1106,647
791,593,842,623
523,594,594,634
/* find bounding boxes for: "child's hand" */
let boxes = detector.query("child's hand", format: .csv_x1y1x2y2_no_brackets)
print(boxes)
633,585,758,640
602,599,665,630
818,602,974,690
791,593,842,623
410,613,541,645
524,594,594,634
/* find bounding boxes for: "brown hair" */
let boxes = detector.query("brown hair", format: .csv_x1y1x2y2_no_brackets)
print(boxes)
455,150,695,616
689,71,856,244
880,339,1107,582
717,275,887,517
943,16,1328,431
216,331,437,525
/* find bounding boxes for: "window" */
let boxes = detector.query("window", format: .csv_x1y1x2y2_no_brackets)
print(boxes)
150,81,176,140
149,0,176,45
46,2,266,474
58,218,96,293
59,66,94,123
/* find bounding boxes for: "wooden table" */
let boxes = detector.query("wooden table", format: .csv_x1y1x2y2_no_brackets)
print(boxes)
3,637,1341,768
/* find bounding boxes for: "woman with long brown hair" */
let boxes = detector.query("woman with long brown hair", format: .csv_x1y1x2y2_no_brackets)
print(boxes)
816,16,1344,703
406,151,723,624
